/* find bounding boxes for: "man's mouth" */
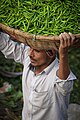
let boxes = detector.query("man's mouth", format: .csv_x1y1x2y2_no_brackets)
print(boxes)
30,57,36,63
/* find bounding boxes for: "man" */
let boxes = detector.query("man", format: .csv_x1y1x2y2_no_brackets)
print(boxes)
0,27,78,120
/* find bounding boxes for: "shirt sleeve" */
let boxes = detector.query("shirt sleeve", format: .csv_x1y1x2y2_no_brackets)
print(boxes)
55,71,77,96
0,32,30,64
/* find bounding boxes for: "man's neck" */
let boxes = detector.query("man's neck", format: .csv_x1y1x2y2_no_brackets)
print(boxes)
34,56,56,75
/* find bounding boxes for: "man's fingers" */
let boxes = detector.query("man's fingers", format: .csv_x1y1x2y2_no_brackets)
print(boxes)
59,33,64,46
69,32,76,42
59,32,71,46
59,32,78,47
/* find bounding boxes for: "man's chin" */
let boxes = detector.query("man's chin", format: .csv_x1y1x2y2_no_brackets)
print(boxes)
31,62,37,67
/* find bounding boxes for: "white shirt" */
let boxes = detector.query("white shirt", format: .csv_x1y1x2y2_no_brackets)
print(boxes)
0,32,76,120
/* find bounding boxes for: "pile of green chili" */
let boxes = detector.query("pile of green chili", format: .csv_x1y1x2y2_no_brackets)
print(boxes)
0,0,80,35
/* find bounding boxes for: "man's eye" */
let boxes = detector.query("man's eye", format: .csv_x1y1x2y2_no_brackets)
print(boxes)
35,49,40,52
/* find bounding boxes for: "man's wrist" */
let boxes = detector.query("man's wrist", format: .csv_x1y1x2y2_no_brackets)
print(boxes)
59,53,68,59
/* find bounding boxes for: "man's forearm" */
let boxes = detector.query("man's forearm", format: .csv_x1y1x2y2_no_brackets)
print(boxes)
57,53,70,80
57,32,76,80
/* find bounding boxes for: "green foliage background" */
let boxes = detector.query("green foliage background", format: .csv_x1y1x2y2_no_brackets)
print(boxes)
0,0,80,119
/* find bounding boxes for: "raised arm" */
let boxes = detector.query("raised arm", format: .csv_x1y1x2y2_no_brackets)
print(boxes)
57,32,78,80
0,25,29,64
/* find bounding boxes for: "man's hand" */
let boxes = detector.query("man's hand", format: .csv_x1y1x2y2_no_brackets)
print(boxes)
59,32,77,57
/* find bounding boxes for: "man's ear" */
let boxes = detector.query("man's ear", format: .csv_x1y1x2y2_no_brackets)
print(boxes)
46,50,56,58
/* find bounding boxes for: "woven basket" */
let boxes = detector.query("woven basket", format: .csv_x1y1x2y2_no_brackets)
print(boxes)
0,23,80,50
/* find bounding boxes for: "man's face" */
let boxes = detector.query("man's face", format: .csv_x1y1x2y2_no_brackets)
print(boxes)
28,47,54,68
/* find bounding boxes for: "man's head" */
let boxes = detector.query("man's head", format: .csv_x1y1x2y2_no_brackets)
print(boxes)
28,47,56,69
